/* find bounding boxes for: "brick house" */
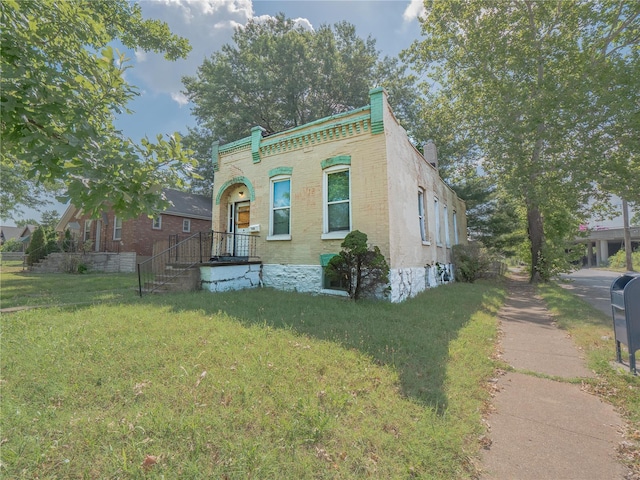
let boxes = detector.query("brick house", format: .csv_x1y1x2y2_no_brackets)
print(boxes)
207,88,467,302
0,224,36,248
56,189,212,260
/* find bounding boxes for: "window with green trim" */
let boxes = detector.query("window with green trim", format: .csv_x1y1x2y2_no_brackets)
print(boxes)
320,254,347,291
270,176,291,236
324,167,351,233
323,266,348,291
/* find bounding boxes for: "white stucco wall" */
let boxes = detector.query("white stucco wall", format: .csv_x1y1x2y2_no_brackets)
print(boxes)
262,262,454,303
261,264,323,293
389,263,454,303
200,264,261,292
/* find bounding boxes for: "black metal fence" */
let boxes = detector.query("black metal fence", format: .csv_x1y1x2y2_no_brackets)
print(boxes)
138,231,259,296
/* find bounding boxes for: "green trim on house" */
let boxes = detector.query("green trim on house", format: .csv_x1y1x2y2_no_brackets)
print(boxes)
321,155,351,170
215,176,256,205
267,106,369,139
319,253,338,267
211,141,220,172
218,136,251,154
251,126,265,163
216,90,386,160
260,114,370,158
369,87,384,135
268,167,294,178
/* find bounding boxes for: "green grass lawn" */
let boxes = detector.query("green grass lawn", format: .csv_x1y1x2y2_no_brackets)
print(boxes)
1,262,506,478
0,261,139,309
3,263,640,477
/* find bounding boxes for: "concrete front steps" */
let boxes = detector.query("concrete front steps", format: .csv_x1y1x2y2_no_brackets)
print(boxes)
139,264,201,294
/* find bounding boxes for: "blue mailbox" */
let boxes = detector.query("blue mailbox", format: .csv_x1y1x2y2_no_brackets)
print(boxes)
610,273,640,374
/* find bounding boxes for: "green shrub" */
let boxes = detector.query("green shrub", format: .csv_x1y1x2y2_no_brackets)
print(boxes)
25,226,61,266
26,227,46,266
452,243,491,283
606,248,640,269
0,238,24,252
325,230,390,300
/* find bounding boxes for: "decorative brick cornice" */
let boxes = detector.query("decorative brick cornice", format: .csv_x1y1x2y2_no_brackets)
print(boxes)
259,114,370,158
219,137,251,155
216,89,388,162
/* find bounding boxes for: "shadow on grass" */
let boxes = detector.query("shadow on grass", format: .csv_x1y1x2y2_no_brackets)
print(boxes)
137,282,502,412
539,283,611,328
2,262,502,412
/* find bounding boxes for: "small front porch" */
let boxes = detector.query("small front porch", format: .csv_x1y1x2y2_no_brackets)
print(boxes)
138,231,261,295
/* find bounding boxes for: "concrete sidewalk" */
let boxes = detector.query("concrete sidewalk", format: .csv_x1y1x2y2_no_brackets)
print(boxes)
480,274,628,479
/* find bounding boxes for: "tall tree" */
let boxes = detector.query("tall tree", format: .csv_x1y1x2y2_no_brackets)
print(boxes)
451,172,526,257
183,14,420,144
182,126,217,196
406,0,639,282
1,0,194,219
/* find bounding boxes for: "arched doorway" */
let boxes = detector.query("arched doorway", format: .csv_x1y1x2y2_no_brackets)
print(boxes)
215,177,255,259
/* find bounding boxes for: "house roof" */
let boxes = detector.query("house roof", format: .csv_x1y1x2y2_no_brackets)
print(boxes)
55,189,212,231
1,226,22,243
0,225,35,243
162,189,211,220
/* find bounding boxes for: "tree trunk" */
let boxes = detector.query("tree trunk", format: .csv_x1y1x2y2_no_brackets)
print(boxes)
622,199,634,271
527,204,545,283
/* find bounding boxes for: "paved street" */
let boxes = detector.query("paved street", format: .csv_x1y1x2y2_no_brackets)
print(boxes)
558,268,626,317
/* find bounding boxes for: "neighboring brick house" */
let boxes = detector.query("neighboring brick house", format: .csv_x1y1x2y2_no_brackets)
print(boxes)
1,224,36,247
209,87,467,302
56,189,212,259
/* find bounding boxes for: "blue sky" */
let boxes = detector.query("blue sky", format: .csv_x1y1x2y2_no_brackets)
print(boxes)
114,0,425,143
6,0,631,227
4,0,425,225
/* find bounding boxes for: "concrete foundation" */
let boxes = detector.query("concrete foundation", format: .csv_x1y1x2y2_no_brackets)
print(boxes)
200,263,261,292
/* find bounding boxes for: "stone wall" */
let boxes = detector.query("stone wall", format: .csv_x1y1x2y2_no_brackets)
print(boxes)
0,252,25,262
30,252,137,273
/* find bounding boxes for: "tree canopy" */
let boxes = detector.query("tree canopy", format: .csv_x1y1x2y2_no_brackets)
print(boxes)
1,0,193,219
406,0,639,281
183,14,421,145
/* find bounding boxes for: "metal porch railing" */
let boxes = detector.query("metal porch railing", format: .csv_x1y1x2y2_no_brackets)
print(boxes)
137,231,259,296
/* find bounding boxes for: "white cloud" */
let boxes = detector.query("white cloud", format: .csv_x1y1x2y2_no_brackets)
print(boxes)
130,1,256,106
171,91,190,106
292,17,314,31
134,50,148,63
129,0,316,107
403,0,427,23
